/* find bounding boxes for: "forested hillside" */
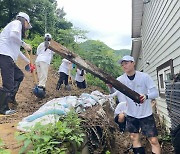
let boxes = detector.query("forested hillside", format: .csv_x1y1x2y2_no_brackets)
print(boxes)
114,49,131,59
79,40,131,66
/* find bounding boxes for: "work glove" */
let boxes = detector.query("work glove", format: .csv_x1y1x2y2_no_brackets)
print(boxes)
29,64,36,73
22,42,32,51
139,94,148,103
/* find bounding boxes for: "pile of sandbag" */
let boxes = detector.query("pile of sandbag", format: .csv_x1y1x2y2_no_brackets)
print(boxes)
17,90,115,132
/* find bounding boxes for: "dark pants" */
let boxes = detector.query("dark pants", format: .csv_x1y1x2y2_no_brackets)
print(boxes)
0,54,24,111
126,114,158,138
76,80,86,89
57,72,68,86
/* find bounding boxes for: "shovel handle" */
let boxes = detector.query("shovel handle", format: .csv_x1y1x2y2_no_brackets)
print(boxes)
25,49,38,85
32,69,38,85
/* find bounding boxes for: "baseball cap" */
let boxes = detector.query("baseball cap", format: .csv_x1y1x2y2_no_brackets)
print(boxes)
45,33,52,39
16,12,32,29
118,55,135,64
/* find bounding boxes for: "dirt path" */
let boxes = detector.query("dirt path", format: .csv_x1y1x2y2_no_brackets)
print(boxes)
0,57,174,154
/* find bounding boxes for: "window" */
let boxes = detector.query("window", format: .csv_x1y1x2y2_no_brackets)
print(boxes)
156,59,174,98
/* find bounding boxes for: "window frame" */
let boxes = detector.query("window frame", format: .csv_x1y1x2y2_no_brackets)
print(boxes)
156,59,174,98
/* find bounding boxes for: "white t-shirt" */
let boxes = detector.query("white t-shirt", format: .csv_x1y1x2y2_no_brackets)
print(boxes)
0,20,22,61
110,88,126,102
58,58,72,75
35,42,54,65
116,71,158,118
114,102,127,118
75,69,85,82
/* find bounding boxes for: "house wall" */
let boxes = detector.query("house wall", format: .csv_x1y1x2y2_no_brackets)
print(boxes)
135,0,180,129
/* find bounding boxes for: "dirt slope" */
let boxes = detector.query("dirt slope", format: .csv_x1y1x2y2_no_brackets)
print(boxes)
0,56,106,153
0,57,174,154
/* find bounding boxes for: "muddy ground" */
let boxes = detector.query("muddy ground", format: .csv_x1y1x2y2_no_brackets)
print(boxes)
0,57,174,154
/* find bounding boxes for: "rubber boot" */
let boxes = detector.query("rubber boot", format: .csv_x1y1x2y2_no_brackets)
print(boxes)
0,90,16,115
133,147,146,154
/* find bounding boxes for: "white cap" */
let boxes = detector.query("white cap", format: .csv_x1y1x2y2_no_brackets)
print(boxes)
118,55,135,64
17,12,32,29
45,33,52,39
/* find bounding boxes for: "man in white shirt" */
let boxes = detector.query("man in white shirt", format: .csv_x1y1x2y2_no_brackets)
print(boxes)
116,55,161,154
0,12,32,115
75,68,86,89
35,33,54,92
56,58,72,91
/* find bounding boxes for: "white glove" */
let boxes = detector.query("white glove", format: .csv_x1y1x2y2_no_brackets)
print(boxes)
22,42,32,51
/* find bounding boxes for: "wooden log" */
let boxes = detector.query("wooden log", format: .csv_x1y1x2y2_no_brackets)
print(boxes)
49,40,141,103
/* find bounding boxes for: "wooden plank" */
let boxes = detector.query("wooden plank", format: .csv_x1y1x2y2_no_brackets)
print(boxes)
49,40,141,103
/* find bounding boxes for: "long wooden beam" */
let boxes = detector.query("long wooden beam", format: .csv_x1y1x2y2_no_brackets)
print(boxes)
49,40,141,103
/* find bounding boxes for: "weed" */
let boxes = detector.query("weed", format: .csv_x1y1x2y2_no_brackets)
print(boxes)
16,110,85,154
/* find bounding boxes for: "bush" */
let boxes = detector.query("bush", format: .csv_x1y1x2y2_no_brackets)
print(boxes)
16,110,85,154
86,73,108,91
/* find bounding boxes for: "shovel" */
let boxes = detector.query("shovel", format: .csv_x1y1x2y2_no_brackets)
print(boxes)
25,50,46,98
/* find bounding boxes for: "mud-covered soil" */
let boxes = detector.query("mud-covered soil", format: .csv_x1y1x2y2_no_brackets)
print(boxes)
0,57,174,154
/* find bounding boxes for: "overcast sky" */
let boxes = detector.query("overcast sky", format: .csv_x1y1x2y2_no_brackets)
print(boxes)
57,0,132,50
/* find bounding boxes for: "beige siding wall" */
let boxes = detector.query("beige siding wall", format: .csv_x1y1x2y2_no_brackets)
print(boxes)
135,0,180,129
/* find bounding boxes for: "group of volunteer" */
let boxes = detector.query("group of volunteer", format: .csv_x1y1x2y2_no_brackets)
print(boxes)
0,11,161,154
56,58,86,91
0,12,86,116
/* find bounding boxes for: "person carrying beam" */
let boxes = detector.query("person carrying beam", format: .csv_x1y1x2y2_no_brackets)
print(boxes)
35,33,54,93
114,55,161,154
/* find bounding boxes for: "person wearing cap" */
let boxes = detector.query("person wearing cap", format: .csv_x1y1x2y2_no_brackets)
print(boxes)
35,33,54,92
0,12,32,115
113,55,161,154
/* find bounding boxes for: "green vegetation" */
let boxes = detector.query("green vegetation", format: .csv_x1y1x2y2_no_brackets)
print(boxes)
158,116,171,142
0,138,10,154
16,110,85,154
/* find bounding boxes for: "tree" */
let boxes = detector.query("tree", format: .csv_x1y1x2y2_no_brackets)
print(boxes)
0,0,73,38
